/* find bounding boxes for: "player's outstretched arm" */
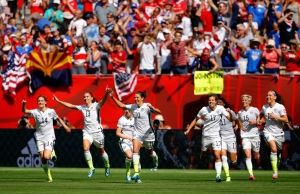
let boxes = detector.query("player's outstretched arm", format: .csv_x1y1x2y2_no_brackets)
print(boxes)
146,103,161,114
98,85,109,108
184,117,198,135
108,88,126,109
57,117,71,133
22,97,31,114
53,94,77,110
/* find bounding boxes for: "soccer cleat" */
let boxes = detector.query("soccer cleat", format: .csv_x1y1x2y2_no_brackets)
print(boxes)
88,169,95,178
216,176,222,182
132,173,142,183
51,150,57,162
46,178,53,182
105,167,110,177
272,172,278,179
150,167,158,171
249,175,256,180
126,174,131,182
226,177,231,182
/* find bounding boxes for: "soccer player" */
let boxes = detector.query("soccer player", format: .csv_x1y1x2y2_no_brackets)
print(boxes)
53,88,111,178
108,89,161,183
257,91,288,179
22,96,71,182
185,94,233,182
217,98,238,182
237,94,260,180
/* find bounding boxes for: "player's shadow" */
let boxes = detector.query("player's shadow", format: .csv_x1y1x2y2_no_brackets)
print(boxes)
182,96,207,128
167,75,193,101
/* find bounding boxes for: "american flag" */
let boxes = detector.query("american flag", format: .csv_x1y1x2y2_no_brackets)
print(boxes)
1,53,28,95
113,73,137,101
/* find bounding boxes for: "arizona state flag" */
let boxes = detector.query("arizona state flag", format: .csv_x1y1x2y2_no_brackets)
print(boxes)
26,52,72,92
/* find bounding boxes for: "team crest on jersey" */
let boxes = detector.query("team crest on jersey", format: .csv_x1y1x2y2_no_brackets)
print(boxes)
250,111,254,115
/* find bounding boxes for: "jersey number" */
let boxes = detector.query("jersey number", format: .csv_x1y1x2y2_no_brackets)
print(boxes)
220,119,226,126
85,110,91,117
211,115,216,121
215,141,221,147
243,115,249,121
41,117,48,123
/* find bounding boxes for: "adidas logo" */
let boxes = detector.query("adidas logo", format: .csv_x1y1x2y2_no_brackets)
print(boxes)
17,133,54,167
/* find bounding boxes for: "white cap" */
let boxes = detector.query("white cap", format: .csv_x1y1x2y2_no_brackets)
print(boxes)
21,29,27,34
267,39,276,47
163,28,170,34
154,115,164,121
63,12,74,19
3,45,12,51
54,0,60,4
175,24,183,29
10,34,16,37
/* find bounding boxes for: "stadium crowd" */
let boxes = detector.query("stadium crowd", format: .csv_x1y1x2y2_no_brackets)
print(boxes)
1,0,300,76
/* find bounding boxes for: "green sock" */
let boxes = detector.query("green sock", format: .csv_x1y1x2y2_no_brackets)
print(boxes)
101,152,110,168
245,158,253,175
222,156,230,177
42,163,52,179
84,151,94,170
133,153,140,174
125,158,132,175
152,151,158,168
270,152,278,172
51,150,56,157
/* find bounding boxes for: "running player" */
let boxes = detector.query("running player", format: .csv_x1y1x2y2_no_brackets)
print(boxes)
185,94,233,182
257,90,288,179
116,106,135,182
22,96,71,182
108,89,161,183
53,88,111,178
237,94,260,180
217,97,238,182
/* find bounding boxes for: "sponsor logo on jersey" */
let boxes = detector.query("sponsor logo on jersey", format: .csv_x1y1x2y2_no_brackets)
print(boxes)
17,133,54,168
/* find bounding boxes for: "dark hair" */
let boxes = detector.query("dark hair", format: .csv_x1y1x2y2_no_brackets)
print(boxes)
207,94,218,101
37,95,48,102
218,97,234,110
85,92,98,103
136,90,147,98
114,40,122,46
270,90,284,105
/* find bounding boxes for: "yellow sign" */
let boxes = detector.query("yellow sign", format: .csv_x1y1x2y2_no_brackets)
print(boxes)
194,71,224,95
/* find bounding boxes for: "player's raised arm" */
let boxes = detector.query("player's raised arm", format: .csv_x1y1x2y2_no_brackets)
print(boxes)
98,85,110,108
108,88,126,109
22,97,31,114
146,103,161,114
185,117,199,135
56,117,71,133
53,94,77,110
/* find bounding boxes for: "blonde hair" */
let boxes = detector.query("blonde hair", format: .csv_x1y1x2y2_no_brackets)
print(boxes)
241,94,252,101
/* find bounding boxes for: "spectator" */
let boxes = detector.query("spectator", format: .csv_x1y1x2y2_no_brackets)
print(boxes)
81,0,94,15
284,0,300,27
106,13,115,37
268,22,280,48
139,0,158,21
242,38,262,74
218,40,238,75
161,1,174,20
278,9,297,44
98,25,111,75
108,40,127,73
61,0,78,18
50,44,59,53
196,1,213,34
282,39,300,75
28,0,48,16
236,0,248,24
17,114,34,129
261,39,281,75
82,13,99,45
72,36,88,74
137,33,156,75
247,0,266,30
243,13,258,39
57,117,75,129
173,0,187,16
95,0,117,25
182,8,193,38
175,25,188,41
153,114,171,130
86,41,102,75
158,28,172,74
115,0,132,23
22,18,33,35
209,0,232,26
61,12,75,34
186,47,218,72
69,10,87,37
63,27,77,56
44,0,64,29
15,34,33,56
265,0,282,34
48,28,64,51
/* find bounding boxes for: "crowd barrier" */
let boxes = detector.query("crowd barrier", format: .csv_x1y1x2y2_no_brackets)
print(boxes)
1,75,300,129
1,129,300,170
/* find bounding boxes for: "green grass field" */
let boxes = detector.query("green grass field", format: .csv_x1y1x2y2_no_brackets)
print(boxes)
0,168,300,194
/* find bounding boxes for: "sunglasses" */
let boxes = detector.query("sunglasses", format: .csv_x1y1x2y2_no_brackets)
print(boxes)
281,46,287,49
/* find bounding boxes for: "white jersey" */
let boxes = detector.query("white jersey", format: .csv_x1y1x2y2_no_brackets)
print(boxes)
220,110,236,139
262,103,286,135
76,102,102,133
197,105,229,137
117,115,134,138
126,103,154,137
31,108,58,141
238,106,260,138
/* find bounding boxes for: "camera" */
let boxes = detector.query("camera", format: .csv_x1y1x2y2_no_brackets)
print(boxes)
174,38,180,43
266,45,273,49
153,119,160,128
19,119,27,128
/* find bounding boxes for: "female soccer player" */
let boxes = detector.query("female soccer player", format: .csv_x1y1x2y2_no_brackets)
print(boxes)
108,89,161,183
237,94,261,180
116,106,135,182
217,98,238,182
257,91,288,179
53,88,111,178
185,94,233,182
22,96,71,182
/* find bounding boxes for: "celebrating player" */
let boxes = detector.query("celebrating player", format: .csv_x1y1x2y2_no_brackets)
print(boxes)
116,106,135,182
217,97,238,182
53,88,111,178
257,91,288,179
185,94,233,182
237,94,261,180
22,96,71,182
109,89,161,183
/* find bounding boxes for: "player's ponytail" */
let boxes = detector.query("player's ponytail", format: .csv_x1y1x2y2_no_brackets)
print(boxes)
271,90,284,105
218,97,234,110
136,90,147,99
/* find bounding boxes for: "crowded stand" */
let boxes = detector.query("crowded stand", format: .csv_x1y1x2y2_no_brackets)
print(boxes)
0,0,300,76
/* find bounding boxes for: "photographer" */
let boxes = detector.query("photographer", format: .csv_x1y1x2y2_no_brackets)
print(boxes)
218,40,238,75
153,114,171,130
278,9,298,45
17,114,34,129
